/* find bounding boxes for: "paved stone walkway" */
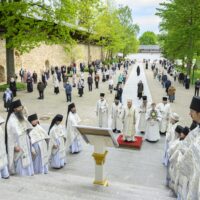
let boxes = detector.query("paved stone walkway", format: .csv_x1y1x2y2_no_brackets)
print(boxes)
0,59,185,199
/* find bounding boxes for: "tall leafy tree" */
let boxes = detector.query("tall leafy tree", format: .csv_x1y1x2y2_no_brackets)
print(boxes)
93,4,139,59
157,0,200,75
74,0,102,64
0,0,76,81
139,31,158,45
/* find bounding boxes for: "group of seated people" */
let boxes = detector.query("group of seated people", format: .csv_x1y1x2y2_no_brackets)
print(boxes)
163,96,200,200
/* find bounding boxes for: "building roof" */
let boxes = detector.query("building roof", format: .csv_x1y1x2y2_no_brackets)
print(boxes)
139,45,160,50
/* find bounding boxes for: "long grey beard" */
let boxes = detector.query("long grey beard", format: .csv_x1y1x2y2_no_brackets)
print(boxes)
15,111,25,122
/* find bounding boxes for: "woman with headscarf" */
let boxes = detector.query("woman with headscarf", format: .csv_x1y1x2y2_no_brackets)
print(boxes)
48,114,66,169
65,103,82,153
52,71,60,94
9,77,17,97
26,73,33,92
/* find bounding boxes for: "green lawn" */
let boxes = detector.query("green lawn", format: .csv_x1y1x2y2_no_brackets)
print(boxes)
0,82,26,92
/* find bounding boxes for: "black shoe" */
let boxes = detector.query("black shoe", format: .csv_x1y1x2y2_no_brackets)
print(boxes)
113,129,116,133
160,131,166,136
140,131,145,134
117,130,121,133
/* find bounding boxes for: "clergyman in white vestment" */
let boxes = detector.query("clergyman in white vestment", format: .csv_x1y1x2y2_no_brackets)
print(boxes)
111,97,123,133
156,97,171,135
0,116,9,179
145,103,162,142
163,112,180,167
49,114,66,168
138,95,151,134
6,99,34,176
28,113,49,174
96,93,109,128
66,103,82,153
122,100,136,142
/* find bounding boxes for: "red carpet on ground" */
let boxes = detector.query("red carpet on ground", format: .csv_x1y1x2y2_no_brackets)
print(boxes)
117,135,143,150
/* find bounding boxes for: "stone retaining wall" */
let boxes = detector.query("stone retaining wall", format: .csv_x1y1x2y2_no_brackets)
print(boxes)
0,39,103,82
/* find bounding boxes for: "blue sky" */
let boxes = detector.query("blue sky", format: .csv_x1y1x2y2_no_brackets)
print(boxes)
115,0,165,36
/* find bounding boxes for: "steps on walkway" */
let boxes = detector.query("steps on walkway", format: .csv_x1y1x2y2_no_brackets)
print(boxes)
0,172,176,200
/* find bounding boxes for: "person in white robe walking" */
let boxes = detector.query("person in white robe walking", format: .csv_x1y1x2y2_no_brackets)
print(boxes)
111,96,123,133
66,103,82,153
96,93,109,128
156,97,171,135
122,99,136,142
49,114,66,168
0,116,9,179
145,103,162,142
28,114,49,174
5,99,34,176
138,96,151,134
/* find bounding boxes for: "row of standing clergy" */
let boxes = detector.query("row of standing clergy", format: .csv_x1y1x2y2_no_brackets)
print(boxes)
163,96,200,200
96,93,172,142
0,100,81,179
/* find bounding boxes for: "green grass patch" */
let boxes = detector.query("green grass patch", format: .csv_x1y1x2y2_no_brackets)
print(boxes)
0,82,26,92
175,65,200,84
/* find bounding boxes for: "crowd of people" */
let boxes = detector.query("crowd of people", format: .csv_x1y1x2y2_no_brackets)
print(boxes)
1,58,200,200
146,59,200,199
1,59,137,179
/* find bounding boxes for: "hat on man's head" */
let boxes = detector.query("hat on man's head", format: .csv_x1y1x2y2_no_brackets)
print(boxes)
28,114,38,123
170,113,179,121
175,125,183,134
190,96,200,112
142,96,147,101
115,96,120,101
11,99,22,109
100,93,105,97
163,97,168,101
182,126,190,136
68,103,75,113
54,114,63,122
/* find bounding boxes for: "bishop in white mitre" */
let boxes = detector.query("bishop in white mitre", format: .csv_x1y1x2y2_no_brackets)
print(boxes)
163,112,180,167
156,97,171,135
138,96,151,134
145,103,162,142
66,103,82,154
0,116,9,179
28,113,49,174
166,125,183,189
49,114,66,169
111,96,123,133
96,93,109,128
6,99,34,176
122,99,136,142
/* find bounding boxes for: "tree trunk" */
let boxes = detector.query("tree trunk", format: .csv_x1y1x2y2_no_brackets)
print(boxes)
187,60,192,76
6,38,15,84
88,41,91,66
101,46,104,61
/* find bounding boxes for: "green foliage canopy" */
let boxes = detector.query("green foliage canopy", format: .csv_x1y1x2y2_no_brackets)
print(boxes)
139,31,158,45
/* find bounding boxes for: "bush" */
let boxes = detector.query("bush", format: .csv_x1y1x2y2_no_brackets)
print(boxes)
0,82,26,92
84,67,89,72
66,72,73,77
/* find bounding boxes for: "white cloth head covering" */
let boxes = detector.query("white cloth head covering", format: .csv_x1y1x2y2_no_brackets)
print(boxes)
170,112,179,121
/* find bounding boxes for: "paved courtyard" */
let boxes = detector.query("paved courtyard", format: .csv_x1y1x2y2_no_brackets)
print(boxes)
0,55,195,199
